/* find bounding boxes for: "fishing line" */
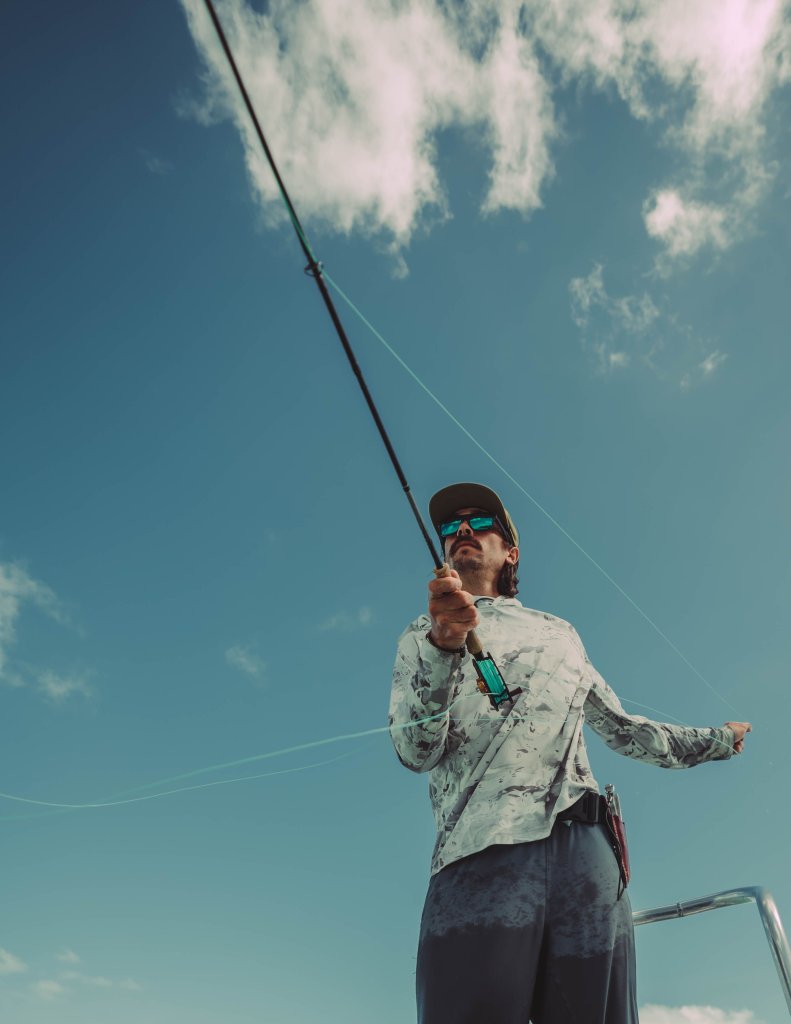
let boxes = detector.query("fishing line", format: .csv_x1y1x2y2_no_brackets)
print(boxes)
197,0,741,721
0,744,372,821
0,692,739,821
0,707,460,817
109,707,455,800
0,0,749,864
138,0,746,834
321,271,741,718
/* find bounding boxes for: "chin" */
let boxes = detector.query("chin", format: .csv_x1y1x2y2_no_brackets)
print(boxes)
452,552,482,570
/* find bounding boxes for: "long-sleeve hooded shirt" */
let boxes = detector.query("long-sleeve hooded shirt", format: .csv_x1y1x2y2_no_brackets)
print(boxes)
389,596,735,877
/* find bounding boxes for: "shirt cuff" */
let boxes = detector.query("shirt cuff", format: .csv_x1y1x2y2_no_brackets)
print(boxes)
711,725,736,759
414,633,465,705
425,630,467,657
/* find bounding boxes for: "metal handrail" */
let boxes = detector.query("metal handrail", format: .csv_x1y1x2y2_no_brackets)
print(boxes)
633,886,791,1017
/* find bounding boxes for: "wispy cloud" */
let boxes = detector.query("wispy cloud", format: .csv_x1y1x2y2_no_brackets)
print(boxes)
32,979,65,1000
54,965,142,994
0,562,68,682
37,670,92,704
140,148,174,175
681,350,729,390
0,561,93,702
569,263,659,375
643,190,730,261
225,643,266,679
59,970,113,988
4,948,141,1002
119,977,143,991
0,947,28,976
569,262,728,388
319,606,374,632
180,0,789,266
640,1005,764,1024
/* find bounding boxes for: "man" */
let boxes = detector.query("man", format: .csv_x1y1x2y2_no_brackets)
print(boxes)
389,481,751,1024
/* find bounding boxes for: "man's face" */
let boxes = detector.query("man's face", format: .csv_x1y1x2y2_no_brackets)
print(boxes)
443,507,518,579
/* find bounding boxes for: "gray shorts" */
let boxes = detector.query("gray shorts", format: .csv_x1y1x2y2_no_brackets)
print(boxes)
416,820,638,1023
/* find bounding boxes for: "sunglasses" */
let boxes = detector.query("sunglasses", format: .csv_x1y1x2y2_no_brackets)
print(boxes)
438,512,511,543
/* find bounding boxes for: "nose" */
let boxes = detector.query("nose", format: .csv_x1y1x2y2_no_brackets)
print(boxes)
457,519,473,536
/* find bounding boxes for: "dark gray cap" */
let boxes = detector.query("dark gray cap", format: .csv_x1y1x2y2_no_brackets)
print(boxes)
428,482,519,548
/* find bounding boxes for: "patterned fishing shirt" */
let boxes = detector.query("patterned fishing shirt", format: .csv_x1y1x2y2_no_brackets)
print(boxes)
389,596,735,877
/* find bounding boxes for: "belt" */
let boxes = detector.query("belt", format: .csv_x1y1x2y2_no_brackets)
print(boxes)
556,790,608,825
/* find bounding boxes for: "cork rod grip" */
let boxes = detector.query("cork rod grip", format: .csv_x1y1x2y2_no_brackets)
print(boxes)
433,563,484,657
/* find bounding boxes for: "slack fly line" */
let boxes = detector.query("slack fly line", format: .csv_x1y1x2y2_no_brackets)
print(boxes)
0,693,734,821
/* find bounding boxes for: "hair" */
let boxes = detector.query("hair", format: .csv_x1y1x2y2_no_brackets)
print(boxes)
497,558,519,598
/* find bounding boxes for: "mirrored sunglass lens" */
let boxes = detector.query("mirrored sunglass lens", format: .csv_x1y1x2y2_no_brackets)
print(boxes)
440,519,462,537
469,516,495,531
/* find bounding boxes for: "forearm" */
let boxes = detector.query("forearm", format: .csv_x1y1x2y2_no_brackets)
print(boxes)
388,630,464,773
590,712,736,769
585,668,736,769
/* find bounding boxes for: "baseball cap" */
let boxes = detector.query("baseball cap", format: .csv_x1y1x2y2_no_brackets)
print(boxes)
428,482,519,548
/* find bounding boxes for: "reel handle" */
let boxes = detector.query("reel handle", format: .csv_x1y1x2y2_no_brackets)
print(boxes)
433,563,484,657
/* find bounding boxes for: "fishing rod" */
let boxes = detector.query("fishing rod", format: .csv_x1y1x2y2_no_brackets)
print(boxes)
201,0,521,710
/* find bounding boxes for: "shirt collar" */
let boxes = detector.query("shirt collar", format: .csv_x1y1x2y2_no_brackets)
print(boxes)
473,595,522,608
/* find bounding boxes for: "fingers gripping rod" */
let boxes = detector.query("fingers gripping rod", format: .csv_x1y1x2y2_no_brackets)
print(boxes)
434,565,522,710
201,0,518,709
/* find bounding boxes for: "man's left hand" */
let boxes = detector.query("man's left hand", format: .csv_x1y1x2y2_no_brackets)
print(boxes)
723,721,752,754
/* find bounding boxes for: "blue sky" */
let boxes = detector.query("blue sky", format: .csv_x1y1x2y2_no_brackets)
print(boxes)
2,1,790,1021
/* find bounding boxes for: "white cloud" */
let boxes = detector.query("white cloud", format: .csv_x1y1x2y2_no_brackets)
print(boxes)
529,0,789,262
59,970,113,988
635,0,788,152
0,948,141,1001
0,561,94,702
225,643,266,678
140,149,174,175
478,7,557,216
55,969,141,992
569,262,660,374
180,0,790,265
680,349,728,389
319,606,374,631
32,979,66,1000
569,262,728,388
643,189,730,261
700,351,728,377
640,1005,763,1024
606,350,630,368
0,562,66,682
570,262,660,334
178,0,560,253
37,670,92,704
0,947,28,975
180,0,474,248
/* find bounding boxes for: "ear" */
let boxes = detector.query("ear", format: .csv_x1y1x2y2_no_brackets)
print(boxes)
505,545,519,565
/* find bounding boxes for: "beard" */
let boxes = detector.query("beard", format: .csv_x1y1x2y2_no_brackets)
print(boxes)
450,542,483,571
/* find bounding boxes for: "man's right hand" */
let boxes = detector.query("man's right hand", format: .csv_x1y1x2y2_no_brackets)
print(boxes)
428,569,479,651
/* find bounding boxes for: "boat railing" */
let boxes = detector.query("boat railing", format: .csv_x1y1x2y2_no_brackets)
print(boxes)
633,886,791,1017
